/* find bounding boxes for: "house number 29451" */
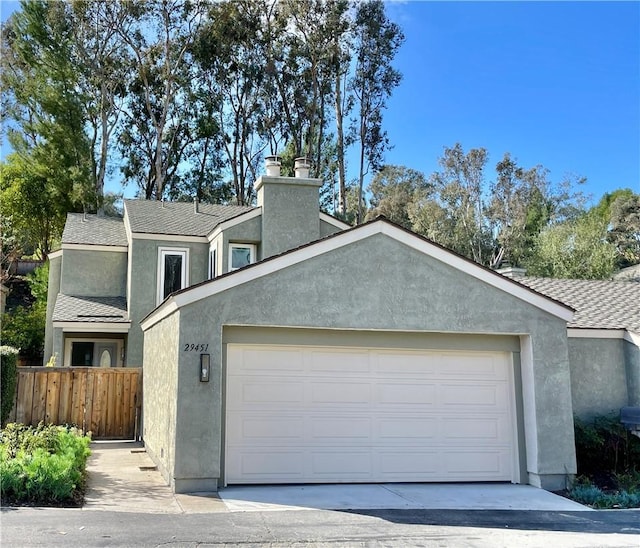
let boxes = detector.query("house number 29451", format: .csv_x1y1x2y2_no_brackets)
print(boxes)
183,343,209,352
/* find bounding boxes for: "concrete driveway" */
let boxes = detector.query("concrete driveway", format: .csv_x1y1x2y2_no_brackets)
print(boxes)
85,441,589,514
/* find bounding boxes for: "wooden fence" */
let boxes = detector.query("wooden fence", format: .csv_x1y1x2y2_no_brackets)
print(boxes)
8,367,142,440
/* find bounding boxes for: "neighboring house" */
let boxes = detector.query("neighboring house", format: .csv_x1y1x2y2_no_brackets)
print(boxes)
45,157,640,494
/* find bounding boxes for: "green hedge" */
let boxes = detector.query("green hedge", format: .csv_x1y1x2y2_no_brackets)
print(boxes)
1,346,19,426
0,423,91,505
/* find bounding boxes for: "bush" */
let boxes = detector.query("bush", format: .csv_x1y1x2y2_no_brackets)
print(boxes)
574,414,640,476
0,423,91,505
569,477,640,509
1,346,19,426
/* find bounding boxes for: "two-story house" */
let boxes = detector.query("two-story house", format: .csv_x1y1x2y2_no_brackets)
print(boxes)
44,156,639,494
44,157,348,369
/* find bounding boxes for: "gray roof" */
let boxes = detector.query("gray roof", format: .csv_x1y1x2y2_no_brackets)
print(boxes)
53,295,129,323
62,214,127,246
518,277,640,332
124,200,256,237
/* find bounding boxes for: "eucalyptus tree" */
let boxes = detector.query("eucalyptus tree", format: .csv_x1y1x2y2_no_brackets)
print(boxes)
114,0,207,200
349,0,404,223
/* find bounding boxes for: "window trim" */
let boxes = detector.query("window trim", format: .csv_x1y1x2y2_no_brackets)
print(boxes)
228,243,256,272
208,243,217,280
157,247,189,305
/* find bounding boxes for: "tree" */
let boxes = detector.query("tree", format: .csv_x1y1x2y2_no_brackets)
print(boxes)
115,0,206,200
350,0,404,224
1,1,94,210
0,154,68,259
608,192,640,268
365,165,430,229
526,214,617,279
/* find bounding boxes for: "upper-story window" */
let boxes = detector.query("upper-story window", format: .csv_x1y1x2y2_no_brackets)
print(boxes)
157,247,189,304
229,243,256,271
208,245,217,280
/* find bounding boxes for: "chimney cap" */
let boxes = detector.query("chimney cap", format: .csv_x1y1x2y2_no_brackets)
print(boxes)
265,155,282,177
294,156,311,178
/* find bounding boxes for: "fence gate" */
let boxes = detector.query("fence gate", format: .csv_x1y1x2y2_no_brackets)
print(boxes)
8,367,142,440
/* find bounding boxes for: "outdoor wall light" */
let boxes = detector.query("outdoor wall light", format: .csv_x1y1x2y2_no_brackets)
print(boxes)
200,354,210,382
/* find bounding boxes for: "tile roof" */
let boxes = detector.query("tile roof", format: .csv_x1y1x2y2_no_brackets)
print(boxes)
62,214,127,246
518,277,640,332
53,295,129,323
124,200,256,237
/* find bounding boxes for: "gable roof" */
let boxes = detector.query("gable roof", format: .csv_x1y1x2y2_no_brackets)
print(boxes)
124,200,256,237
142,217,573,331
518,277,640,332
62,214,127,247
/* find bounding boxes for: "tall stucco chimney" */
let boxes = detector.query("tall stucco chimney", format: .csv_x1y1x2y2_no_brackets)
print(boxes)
497,266,527,278
255,155,322,258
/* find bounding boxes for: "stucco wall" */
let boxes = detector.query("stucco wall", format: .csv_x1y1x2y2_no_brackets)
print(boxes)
44,254,62,364
145,232,577,492
258,177,322,257
221,216,262,274
60,249,127,297
142,311,180,488
319,218,346,238
127,239,208,365
568,337,629,419
625,339,640,407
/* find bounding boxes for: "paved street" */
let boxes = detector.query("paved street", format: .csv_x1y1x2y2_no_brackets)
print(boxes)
2,506,640,547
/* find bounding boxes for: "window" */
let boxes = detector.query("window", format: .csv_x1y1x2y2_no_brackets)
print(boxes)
158,248,188,304
229,244,256,271
208,246,217,280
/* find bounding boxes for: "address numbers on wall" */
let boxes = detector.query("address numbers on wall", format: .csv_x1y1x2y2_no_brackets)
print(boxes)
183,343,209,352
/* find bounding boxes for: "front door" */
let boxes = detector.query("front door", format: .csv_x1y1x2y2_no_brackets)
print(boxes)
94,343,118,367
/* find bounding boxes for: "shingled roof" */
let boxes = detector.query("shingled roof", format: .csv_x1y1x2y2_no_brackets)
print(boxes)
62,214,127,246
518,277,640,332
124,200,256,237
53,295,129,324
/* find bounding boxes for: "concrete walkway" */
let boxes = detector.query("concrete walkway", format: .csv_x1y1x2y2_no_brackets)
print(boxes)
85,441,589,514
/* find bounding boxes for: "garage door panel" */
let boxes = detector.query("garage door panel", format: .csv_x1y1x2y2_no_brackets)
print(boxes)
376,352,438,375
440,382,509,407
311,452,372,476
377,417,438,439
231,381,305,405
309,350,370,373
226,344,516,484
311,417,372,439
310,382,371,404
441,416,510,441
376,382,437,405
230,346,304,373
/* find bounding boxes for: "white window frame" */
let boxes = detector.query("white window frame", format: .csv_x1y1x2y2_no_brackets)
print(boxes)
157,247,189,305
228,243,256,272
208,243,217,280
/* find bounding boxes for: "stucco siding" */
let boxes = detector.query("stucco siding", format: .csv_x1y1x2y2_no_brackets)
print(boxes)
44,254,62,364
220,216,262,274
568,337,628,419
60,249,127,297
320,218,345,238
149,232,576,490
127,238,208,365
143,311,180,489
624,339,640,407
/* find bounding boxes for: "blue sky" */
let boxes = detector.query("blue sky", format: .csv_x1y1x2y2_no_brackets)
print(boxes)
383,1,639,204
2,1,638,205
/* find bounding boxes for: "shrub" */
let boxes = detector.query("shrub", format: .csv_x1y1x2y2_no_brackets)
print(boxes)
0,423,91,505
1,346,19,426
574,413,640,476
569,477,640,509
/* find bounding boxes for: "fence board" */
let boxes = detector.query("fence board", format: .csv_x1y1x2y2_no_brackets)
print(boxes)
8,367,141,440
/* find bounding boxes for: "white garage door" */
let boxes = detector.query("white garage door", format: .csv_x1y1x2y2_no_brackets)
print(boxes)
225,344,517,484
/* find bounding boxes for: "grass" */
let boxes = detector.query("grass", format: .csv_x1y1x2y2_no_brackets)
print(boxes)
0,422,91,506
